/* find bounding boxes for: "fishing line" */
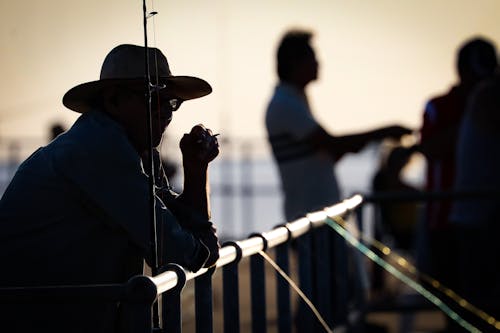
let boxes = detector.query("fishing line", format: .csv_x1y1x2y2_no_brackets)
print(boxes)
325,216,481,333
259,250,334,333
333,215,500,331
364,228,498,329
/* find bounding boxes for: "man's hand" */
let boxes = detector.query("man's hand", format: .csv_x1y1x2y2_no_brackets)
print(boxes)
180,124,220,167
382,125,413,140
198,225,220,267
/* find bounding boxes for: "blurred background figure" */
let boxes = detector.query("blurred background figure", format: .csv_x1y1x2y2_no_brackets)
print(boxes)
265,28,411,333
370,145,420,304
265,29,411,222
49,122,66,141
416,37,497,333
450,71,500,332
372,145,420,252
161,157,178,182
416,37,497,284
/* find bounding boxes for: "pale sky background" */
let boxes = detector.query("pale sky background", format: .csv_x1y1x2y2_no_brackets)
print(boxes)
1,0,500,150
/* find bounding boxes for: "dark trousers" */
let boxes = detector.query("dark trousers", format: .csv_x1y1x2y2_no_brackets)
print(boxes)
452,223,500,332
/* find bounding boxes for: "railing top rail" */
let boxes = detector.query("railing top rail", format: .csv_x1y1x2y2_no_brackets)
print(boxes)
363,190,500,203
0,195,364,301
152,194,364,295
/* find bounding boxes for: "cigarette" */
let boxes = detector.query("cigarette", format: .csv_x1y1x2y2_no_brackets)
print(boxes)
196,133,220,144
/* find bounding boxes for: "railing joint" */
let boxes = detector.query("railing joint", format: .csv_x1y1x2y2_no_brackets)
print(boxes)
160,263,187,293
273,223,293,243
248,232,269,251
222,241,243,264
124,275,158,304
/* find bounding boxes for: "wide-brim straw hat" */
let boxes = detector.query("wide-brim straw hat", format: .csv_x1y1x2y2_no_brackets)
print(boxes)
63,44,212,113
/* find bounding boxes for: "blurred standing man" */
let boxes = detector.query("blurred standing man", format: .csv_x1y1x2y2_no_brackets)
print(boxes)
266,29,411,222
417,37,497,287
265,29,410,332
0,44,220,332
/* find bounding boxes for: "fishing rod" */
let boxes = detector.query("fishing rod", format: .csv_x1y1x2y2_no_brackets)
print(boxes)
142,0,161,329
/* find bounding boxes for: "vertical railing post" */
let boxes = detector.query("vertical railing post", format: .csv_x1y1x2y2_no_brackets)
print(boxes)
161,264,187,333
249,233,268,333
312,225,333,330
195,267,216,333
219,138,236,236
297,225,314,332
358,202,383,296
7,141,20,179
222,241,243,333
121,275,158,333
241,142,254,233
354,206,370,299
352,207,370,332
331,222,349,326
275,224,292,333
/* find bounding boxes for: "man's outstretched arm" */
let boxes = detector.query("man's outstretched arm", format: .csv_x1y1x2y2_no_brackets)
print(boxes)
304,125,412,160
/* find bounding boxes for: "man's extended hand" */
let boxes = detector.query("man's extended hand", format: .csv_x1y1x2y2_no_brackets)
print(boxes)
382,125,413,140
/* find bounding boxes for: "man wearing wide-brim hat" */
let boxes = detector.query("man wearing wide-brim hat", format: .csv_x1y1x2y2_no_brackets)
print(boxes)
0,44,220,332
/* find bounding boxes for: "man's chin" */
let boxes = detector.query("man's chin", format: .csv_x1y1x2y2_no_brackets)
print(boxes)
152,138,162,148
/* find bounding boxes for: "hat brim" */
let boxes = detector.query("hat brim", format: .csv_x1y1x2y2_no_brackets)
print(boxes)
62,76,212,113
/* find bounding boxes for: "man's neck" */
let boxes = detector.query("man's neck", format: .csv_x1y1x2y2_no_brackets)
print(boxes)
281,80,307,93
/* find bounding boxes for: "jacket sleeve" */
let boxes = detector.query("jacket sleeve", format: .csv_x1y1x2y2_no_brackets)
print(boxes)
156,200,209,272
52,119,209,272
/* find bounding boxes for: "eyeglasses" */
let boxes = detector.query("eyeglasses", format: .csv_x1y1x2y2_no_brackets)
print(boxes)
150,84,183,112
149,94,183,112
125,86,184,112
165,97,183,112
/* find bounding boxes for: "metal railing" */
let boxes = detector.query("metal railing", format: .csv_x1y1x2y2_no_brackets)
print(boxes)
0,195,363,332
3,190,499,332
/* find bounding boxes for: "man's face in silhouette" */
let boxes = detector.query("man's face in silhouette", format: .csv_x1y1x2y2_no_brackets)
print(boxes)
103,86,179,152
295,46,319,86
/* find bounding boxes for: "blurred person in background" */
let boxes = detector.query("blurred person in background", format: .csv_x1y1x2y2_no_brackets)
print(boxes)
415,37,497,333
265,29,411,332
49,122,67,141
371,145,420,304
416,37,497,285
372,145,420,252
266,29,412,222
450,71,500,332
